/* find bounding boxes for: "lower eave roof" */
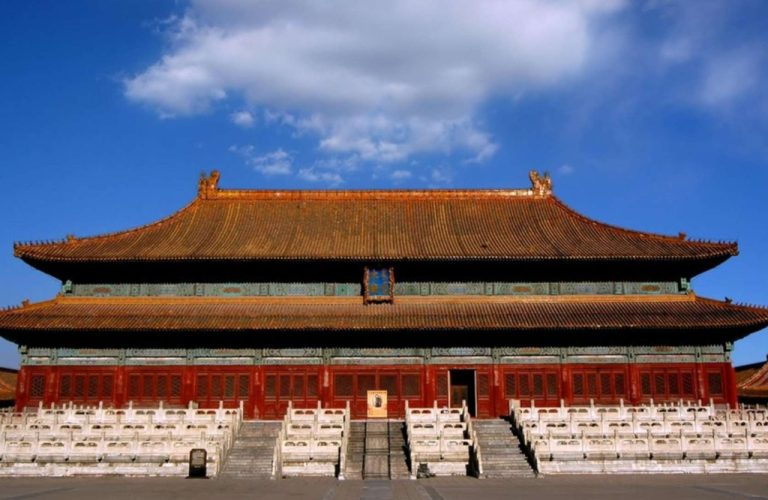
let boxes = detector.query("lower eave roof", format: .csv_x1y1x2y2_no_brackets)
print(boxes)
1,294,767,336
738,360,768,398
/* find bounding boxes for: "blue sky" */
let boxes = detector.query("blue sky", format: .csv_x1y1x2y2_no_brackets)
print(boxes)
1,0,767,368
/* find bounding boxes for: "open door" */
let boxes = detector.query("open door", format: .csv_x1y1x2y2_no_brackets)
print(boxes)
449,369,476,417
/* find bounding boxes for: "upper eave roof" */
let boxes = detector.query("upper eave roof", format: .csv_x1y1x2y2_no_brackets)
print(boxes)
13,171,738,264
1,294,766,337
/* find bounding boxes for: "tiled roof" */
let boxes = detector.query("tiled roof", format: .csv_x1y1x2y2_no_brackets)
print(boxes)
13,173,737,263
738,360,768,399
1,294,766,334
0,369,16,401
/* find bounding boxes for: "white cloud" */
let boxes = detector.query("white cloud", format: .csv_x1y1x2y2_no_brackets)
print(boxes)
390,170,412,181
297,168,343,186
648,1,767,112
125,0,625,167
230,110,254,127
229,145,293,175
698,51,760,107
558,164,575,175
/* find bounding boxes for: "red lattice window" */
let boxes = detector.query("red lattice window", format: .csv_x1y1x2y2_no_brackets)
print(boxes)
519,375,530,396
170,375,182,397
291,375,304,398
197,375,208,398
224,376,235,398
669,374,680,395
573,374,584,396
211,375,222,398
478,374,490,397
157,375,167,397
265,375,277,398
279,375,290,398
30,375,45,398
380,375,397,396
682,373,694,396
307,375,318,397
74,376,85,398
357,375,375,397
586,374,597,396
238,375,250,398
615,374,625,395
600,374,611,396
335,375,353,397
437,375,448,397
641,374,652,395
504,374,516,397
59,375,71,397
102,376,114,398
546,374,558,397
708,373,723,395
402,374,420,397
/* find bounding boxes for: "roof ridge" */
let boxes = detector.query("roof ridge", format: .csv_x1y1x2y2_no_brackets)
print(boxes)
208,187,539,200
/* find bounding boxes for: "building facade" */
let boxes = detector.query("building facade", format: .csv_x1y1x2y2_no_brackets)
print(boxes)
2,171,767,419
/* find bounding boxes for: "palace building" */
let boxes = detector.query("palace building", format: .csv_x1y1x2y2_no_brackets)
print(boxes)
2,171,767,419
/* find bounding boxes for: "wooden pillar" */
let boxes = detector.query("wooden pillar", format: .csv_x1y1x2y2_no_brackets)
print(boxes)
251,367,262,419
44,367,58,407
182,365,195,409
725,363,738,408
321,365,332,407
560,364,571,405
424,365,436,407
16,366,28,410
492,364,504,416
628,364,641,404
114,366,126,408
695,362,707,401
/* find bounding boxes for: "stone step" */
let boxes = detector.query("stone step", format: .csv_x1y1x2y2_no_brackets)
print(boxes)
218,421,280,480
473,418,536,479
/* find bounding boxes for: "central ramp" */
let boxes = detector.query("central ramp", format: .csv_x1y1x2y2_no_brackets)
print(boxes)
364,422,390,479
344,420,410,480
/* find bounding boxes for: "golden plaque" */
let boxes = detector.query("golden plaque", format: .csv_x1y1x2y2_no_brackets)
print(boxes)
367,390,387,418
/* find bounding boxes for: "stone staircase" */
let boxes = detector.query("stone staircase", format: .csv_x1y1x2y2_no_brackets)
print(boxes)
388,421,410,479
218,421,281,479
473,419,536,478
343,421,366,479
343,420,411,480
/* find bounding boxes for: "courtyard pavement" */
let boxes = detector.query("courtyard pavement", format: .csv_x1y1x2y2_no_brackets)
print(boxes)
0,475,767,500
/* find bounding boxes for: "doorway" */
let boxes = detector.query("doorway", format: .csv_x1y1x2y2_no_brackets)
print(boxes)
449,369,476,417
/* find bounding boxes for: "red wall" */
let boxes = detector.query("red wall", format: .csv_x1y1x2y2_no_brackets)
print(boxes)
16,362,736,419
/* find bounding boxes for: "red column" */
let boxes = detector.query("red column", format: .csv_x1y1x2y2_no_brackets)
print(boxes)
44,367,58,407
114,366,126,408
695,363,707,402
424,365,436,407
321,365,332,407
560,364,571,405
492,365,504,416
725,363,738,408
628,364,640,405
251,367,261,419
16,366,28,410
182,365,195,409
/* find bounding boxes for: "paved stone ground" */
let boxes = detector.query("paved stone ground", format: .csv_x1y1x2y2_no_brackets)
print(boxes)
0,475,767,500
